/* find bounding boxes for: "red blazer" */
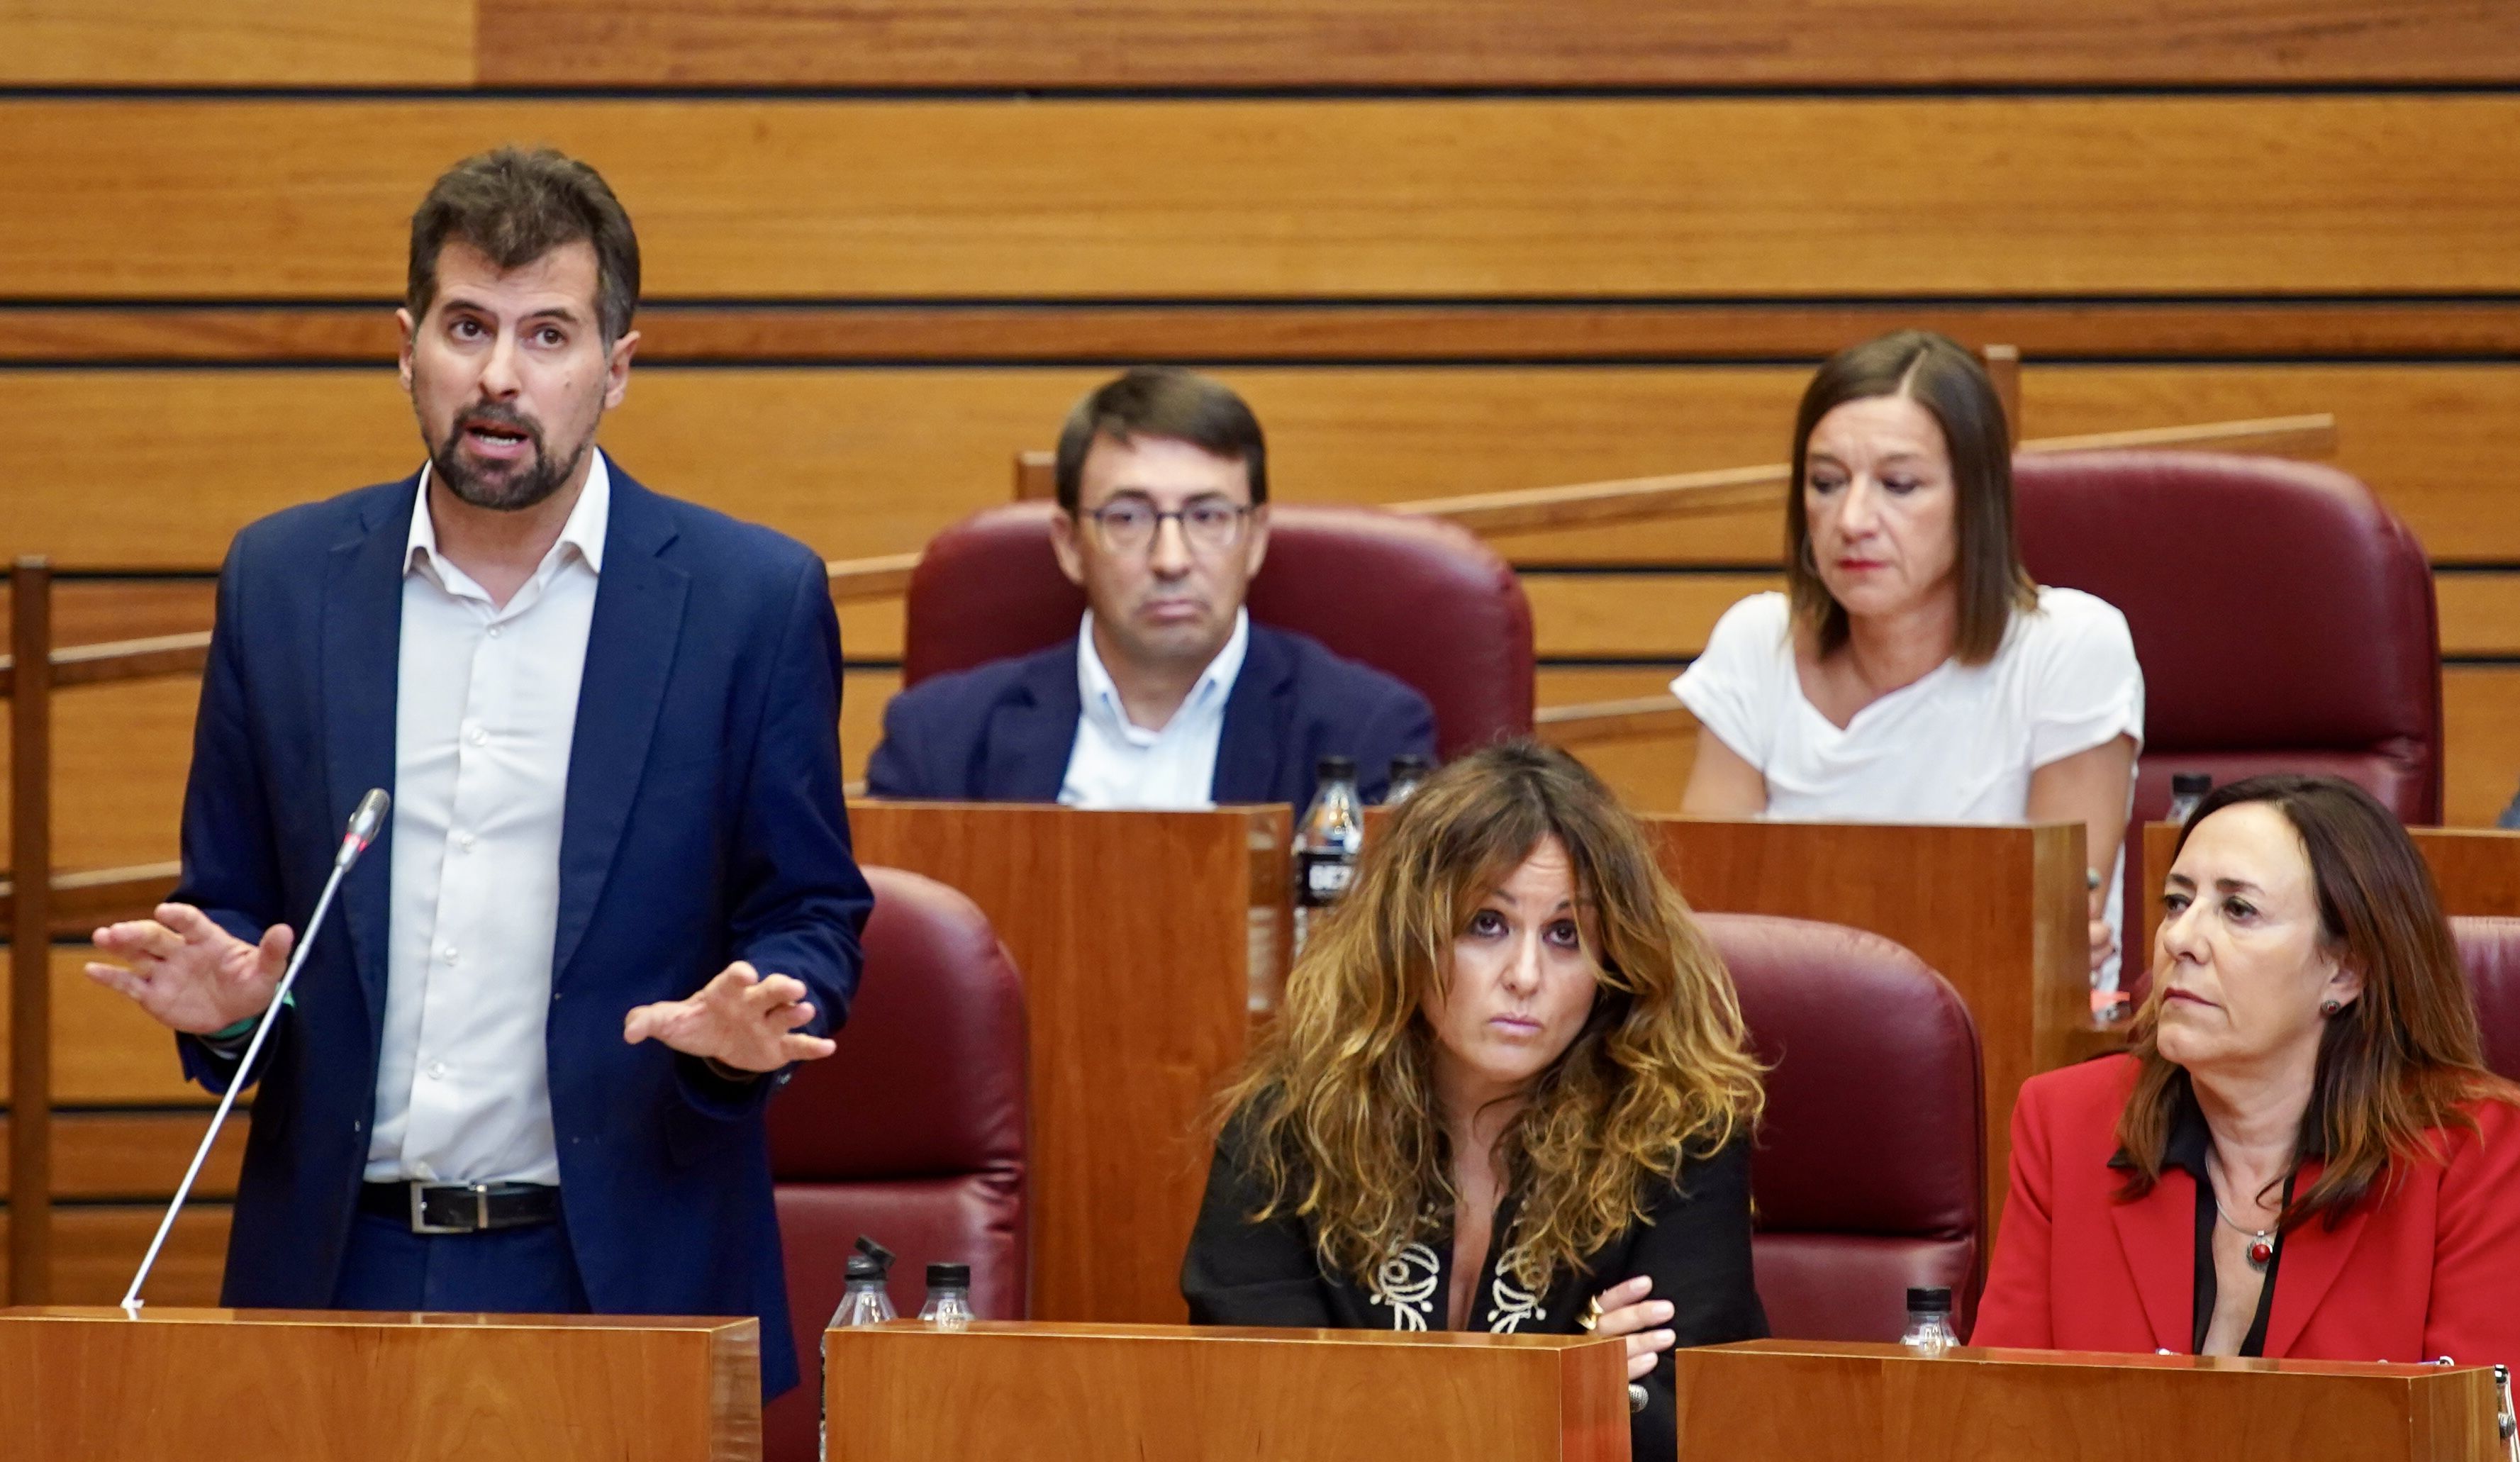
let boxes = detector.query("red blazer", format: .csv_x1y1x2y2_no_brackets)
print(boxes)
1973,1054,2520,1365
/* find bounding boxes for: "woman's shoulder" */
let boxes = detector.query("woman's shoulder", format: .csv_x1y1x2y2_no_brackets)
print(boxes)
2017,1053,2143,1125
2014,586,2137,655
1702,590,1794,652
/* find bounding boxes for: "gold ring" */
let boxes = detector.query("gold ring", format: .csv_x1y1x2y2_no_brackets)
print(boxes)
1578,1296,1602,1333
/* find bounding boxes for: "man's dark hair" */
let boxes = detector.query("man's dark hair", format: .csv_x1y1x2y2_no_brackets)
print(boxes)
1053,367,1267,512
406,146,640,345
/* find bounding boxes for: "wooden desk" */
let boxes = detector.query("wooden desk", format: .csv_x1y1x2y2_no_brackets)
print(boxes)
2140,820,2520,955
847,802,1290,1326
0,1305,760,1460
1674,1339,2499,1462
824,1319,1627,1461
1644,817,2089,1229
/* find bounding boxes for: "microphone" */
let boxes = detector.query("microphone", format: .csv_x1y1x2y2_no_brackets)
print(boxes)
121,788,391,1311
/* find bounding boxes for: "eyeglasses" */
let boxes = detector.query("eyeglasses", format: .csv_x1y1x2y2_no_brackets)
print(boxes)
1078,497,1251,554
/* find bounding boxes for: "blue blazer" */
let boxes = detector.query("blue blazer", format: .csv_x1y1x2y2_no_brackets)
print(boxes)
864,624,1437,808
171,459,871,1398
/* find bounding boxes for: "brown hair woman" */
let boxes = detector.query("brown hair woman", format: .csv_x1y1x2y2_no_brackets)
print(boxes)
1180,742,1768,1462
1973,774,2520,1361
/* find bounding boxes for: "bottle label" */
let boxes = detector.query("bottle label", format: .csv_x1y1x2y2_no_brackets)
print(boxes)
1295,851,1355,908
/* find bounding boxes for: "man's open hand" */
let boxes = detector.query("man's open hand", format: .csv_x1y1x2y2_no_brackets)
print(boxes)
622,961,836,1073
87,903,293,1036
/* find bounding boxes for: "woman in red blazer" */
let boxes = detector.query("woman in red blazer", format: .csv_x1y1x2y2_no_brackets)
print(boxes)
1975,774,2520,1363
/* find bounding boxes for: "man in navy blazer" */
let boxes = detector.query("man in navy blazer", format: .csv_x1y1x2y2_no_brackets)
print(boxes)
866,367,1434,809
85,149,866,1399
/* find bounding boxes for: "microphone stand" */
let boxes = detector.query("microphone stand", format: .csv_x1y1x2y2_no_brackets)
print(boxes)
121,788,389,1311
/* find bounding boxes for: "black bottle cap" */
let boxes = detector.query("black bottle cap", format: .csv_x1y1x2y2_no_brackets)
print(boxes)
927,1262,971,1289
1906,1286,1953,1313
2171,771,2213,794
1390,754,1432,778
1317,755,1357,781
847,1234,895,1281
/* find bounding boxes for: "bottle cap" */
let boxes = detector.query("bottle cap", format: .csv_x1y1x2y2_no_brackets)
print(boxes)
847,1234,896,1281
2171,771,2213,794
927,1262,971,1289
1389,754,1432,778
1317,755,1357,781
1906,1286,1953,1313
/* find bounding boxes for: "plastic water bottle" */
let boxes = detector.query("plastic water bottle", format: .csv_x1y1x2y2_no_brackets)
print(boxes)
2166,771,2212,825
1900,1286,1958,1356
824,1236,897,1456
918,1262,974,1331
1292,756,1364,956
1386,754,1432,805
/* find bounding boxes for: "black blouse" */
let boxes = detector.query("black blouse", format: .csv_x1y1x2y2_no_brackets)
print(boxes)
2111,1080,2297,1356
1179,1118,1768,1462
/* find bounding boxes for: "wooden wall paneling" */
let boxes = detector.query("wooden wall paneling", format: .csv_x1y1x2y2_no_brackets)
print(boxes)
9,99,2520,299
16,301,2520,367
0,1307,762,1457
823,1322,1628,1462
478,0,2520,89
17,364,2520,571
0,0,474,86
0,1205,228,1307
0,949,212,1106
845,802,1290,1325
1647,818,2090,1232
2445,667,2520,830
0,674,202,873
0,1113,243,1200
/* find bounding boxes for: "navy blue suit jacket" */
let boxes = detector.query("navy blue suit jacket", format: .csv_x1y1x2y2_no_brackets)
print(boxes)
863,623,1435,808
171,459,871,1397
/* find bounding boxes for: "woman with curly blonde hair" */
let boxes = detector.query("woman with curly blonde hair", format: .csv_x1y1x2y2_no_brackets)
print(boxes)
1181,742,1767,1462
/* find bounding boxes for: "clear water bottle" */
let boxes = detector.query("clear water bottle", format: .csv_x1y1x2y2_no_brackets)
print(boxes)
2165,771,2212,825
824,1237,896,1456
1292,756,1364,956
918,1262,974,1331
1900,1286,1957,1356
1386,754,1432,805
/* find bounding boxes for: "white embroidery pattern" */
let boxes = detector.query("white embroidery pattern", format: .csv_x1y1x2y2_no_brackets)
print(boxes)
1485,1250,1548,1333
1367,1242,1441,1331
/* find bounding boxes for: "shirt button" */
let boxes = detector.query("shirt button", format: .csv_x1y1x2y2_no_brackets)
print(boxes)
467,727,488,747
440,946,459,964
426,1061,447,1081
487,626,502,639
457,831,476,851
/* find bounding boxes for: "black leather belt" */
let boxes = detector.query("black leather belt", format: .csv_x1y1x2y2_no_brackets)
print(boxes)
360,1181,559,1235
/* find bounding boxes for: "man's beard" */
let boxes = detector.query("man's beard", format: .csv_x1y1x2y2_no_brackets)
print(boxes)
426,401,592,513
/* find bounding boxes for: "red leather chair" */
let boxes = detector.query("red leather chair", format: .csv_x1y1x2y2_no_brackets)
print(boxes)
902,501,1534,759
1702,913,1986,1341
2016,450,2442,825
2455,917,2520,1081
763,866,1027,1462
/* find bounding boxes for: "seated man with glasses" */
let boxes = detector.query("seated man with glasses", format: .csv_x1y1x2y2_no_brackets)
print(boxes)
867,366,1434,810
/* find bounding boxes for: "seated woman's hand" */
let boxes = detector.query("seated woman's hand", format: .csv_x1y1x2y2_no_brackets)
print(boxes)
1588,1274,1676,1380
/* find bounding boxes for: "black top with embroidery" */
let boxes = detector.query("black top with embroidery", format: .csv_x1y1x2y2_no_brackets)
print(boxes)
1180,1115,1768,1462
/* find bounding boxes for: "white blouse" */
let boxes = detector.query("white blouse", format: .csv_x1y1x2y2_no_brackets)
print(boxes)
1671,586,2145,983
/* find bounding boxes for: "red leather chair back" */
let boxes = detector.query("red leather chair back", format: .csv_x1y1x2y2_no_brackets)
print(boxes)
903,501,1534,759
2455,917,2520,1082
2015,450,2442,825
763,867,1027,1462
1702,913,1986,1341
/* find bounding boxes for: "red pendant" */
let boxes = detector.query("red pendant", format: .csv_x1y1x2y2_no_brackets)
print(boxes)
2248,1237,2275,1268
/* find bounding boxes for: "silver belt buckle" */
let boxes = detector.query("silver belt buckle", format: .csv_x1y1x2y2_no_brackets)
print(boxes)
408,1181,486,1235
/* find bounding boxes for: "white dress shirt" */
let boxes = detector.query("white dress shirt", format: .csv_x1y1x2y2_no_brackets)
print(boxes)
364,454,609,1185
1057,608,1250,811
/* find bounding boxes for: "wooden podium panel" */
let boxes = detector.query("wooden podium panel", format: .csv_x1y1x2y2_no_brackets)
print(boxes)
2142,821,2520,955
1645,817,2088,1227
847,802,1291,1325
824,1319,1628,1462
0,1306,761,1460
1673,1340,2499,1462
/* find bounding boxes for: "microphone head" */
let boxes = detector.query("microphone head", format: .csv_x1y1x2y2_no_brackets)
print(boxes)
339,788,391,867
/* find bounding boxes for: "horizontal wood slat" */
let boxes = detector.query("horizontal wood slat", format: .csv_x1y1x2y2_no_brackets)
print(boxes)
13,300,2520,366
0,1112,245,1200
476,0,2520,89
5,364,2517,569
0,0,470,87
8,97,2520,298
0,1205,228,1307
0,949,217,1106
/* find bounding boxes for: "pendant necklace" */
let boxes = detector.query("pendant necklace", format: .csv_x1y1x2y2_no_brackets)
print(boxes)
2205,1152,2278,1271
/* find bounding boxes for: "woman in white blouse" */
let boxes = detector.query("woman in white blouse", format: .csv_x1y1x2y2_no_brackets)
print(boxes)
1676,330,2143,983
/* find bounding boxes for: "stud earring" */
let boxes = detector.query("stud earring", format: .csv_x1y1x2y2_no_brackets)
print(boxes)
2320,999,2343,1016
